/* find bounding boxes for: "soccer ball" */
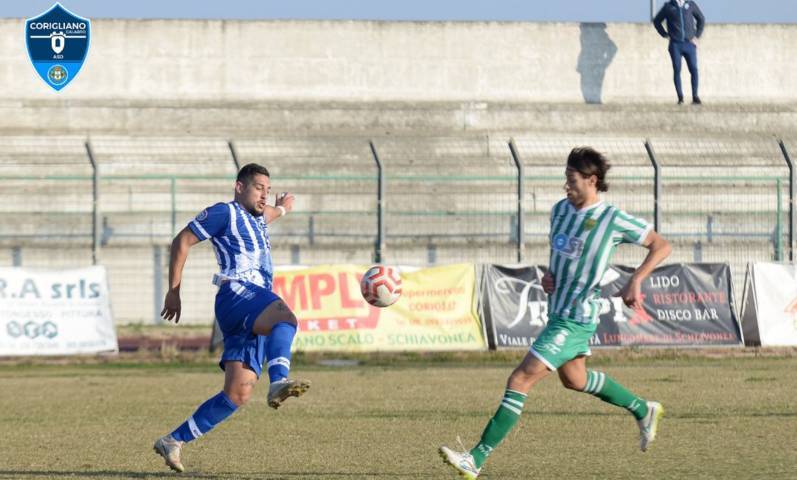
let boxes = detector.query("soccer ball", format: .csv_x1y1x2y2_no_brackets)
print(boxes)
360,265,402,307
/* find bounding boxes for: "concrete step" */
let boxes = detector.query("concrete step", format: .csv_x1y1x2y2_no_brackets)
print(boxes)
2,132,791,178
2,100,796,137
0,136,92,176
90,136,237,176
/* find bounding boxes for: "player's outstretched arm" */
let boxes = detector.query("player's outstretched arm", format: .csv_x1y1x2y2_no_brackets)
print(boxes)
617,230,671,309
161,227,200,323
265,192,295,224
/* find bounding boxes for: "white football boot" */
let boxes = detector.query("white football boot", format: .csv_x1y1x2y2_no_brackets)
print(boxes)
637,401,664,452
439,445,481,479
267,378,311,409
153,434,185,472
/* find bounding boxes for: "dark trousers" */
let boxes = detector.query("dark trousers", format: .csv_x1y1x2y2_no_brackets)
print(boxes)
668,40,699,100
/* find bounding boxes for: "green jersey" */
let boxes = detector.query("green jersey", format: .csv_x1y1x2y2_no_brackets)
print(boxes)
548,198,651,323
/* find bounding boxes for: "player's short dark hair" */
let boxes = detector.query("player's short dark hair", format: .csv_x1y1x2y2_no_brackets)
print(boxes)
567,147,610,192
236,163,270,185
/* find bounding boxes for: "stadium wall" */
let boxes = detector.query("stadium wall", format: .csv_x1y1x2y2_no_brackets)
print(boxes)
1,20,795,103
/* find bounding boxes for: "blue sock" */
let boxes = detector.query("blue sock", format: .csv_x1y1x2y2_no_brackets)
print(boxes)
171,391,238,443
266,322,297,383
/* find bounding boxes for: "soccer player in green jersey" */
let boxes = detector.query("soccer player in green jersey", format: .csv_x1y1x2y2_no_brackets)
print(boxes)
440,147,672,479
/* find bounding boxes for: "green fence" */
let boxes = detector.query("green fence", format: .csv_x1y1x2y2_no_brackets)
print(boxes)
0,135,794,323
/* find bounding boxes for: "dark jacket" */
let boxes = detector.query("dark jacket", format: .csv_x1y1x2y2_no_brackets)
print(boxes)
653,0,705,42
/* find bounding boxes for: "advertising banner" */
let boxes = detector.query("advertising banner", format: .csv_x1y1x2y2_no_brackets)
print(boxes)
596,263,741,346
0,266,118,355
273,264,485,352
740,262,797,346
483,263,742,348
480,264,548,350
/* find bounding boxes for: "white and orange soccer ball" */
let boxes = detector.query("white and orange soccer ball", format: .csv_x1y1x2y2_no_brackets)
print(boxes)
360,265,402,307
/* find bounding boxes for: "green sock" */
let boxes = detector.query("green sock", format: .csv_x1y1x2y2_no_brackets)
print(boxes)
469,389,527,469
583,370,649,420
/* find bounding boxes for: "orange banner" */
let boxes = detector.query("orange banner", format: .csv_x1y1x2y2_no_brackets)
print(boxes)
272,264,485,352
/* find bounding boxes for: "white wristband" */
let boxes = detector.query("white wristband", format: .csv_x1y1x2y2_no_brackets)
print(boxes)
276,206,286,217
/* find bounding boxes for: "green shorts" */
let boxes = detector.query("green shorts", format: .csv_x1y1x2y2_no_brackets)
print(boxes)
530,316,598,370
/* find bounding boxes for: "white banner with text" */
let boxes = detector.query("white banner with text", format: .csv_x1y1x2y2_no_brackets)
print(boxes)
0,266,118,356
741,262,797,346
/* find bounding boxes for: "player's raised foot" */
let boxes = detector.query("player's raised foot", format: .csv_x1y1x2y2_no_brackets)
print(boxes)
439,446,480,479
637,401,664,452
153,434,185,473
267,378,310,409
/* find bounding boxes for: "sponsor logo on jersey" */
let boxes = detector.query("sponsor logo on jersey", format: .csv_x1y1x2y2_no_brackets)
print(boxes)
553,233,584,259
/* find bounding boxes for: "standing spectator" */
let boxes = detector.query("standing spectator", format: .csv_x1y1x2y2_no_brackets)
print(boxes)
653,0,705,104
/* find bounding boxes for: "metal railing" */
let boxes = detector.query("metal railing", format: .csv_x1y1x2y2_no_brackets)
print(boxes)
0,135,793,323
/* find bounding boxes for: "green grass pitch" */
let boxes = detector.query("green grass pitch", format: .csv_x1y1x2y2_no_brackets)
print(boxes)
0,354,795,479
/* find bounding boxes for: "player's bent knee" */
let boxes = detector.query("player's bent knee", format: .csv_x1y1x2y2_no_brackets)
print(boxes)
560,377,585,391
225,389,251,406
223,382,254,406
508,368,539,391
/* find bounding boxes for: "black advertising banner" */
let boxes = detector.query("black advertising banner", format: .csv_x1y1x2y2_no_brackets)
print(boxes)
595,263,741,346
480,265,548,350
483,263,742,349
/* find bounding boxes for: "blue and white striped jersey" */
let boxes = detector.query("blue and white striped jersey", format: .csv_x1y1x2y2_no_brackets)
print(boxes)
188,201,274,290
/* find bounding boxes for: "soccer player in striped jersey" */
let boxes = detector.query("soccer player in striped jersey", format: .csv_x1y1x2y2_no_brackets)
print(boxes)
440,147,672,479
153,163,310,473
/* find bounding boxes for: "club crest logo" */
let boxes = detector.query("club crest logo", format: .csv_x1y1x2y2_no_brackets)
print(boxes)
25,3,90,91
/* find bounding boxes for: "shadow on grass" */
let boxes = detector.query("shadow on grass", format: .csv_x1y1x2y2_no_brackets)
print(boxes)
0,471,420,479
673,411,797,419
312,409,628,421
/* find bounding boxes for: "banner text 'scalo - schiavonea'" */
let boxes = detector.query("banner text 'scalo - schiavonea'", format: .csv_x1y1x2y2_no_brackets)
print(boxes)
273,264,484,352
